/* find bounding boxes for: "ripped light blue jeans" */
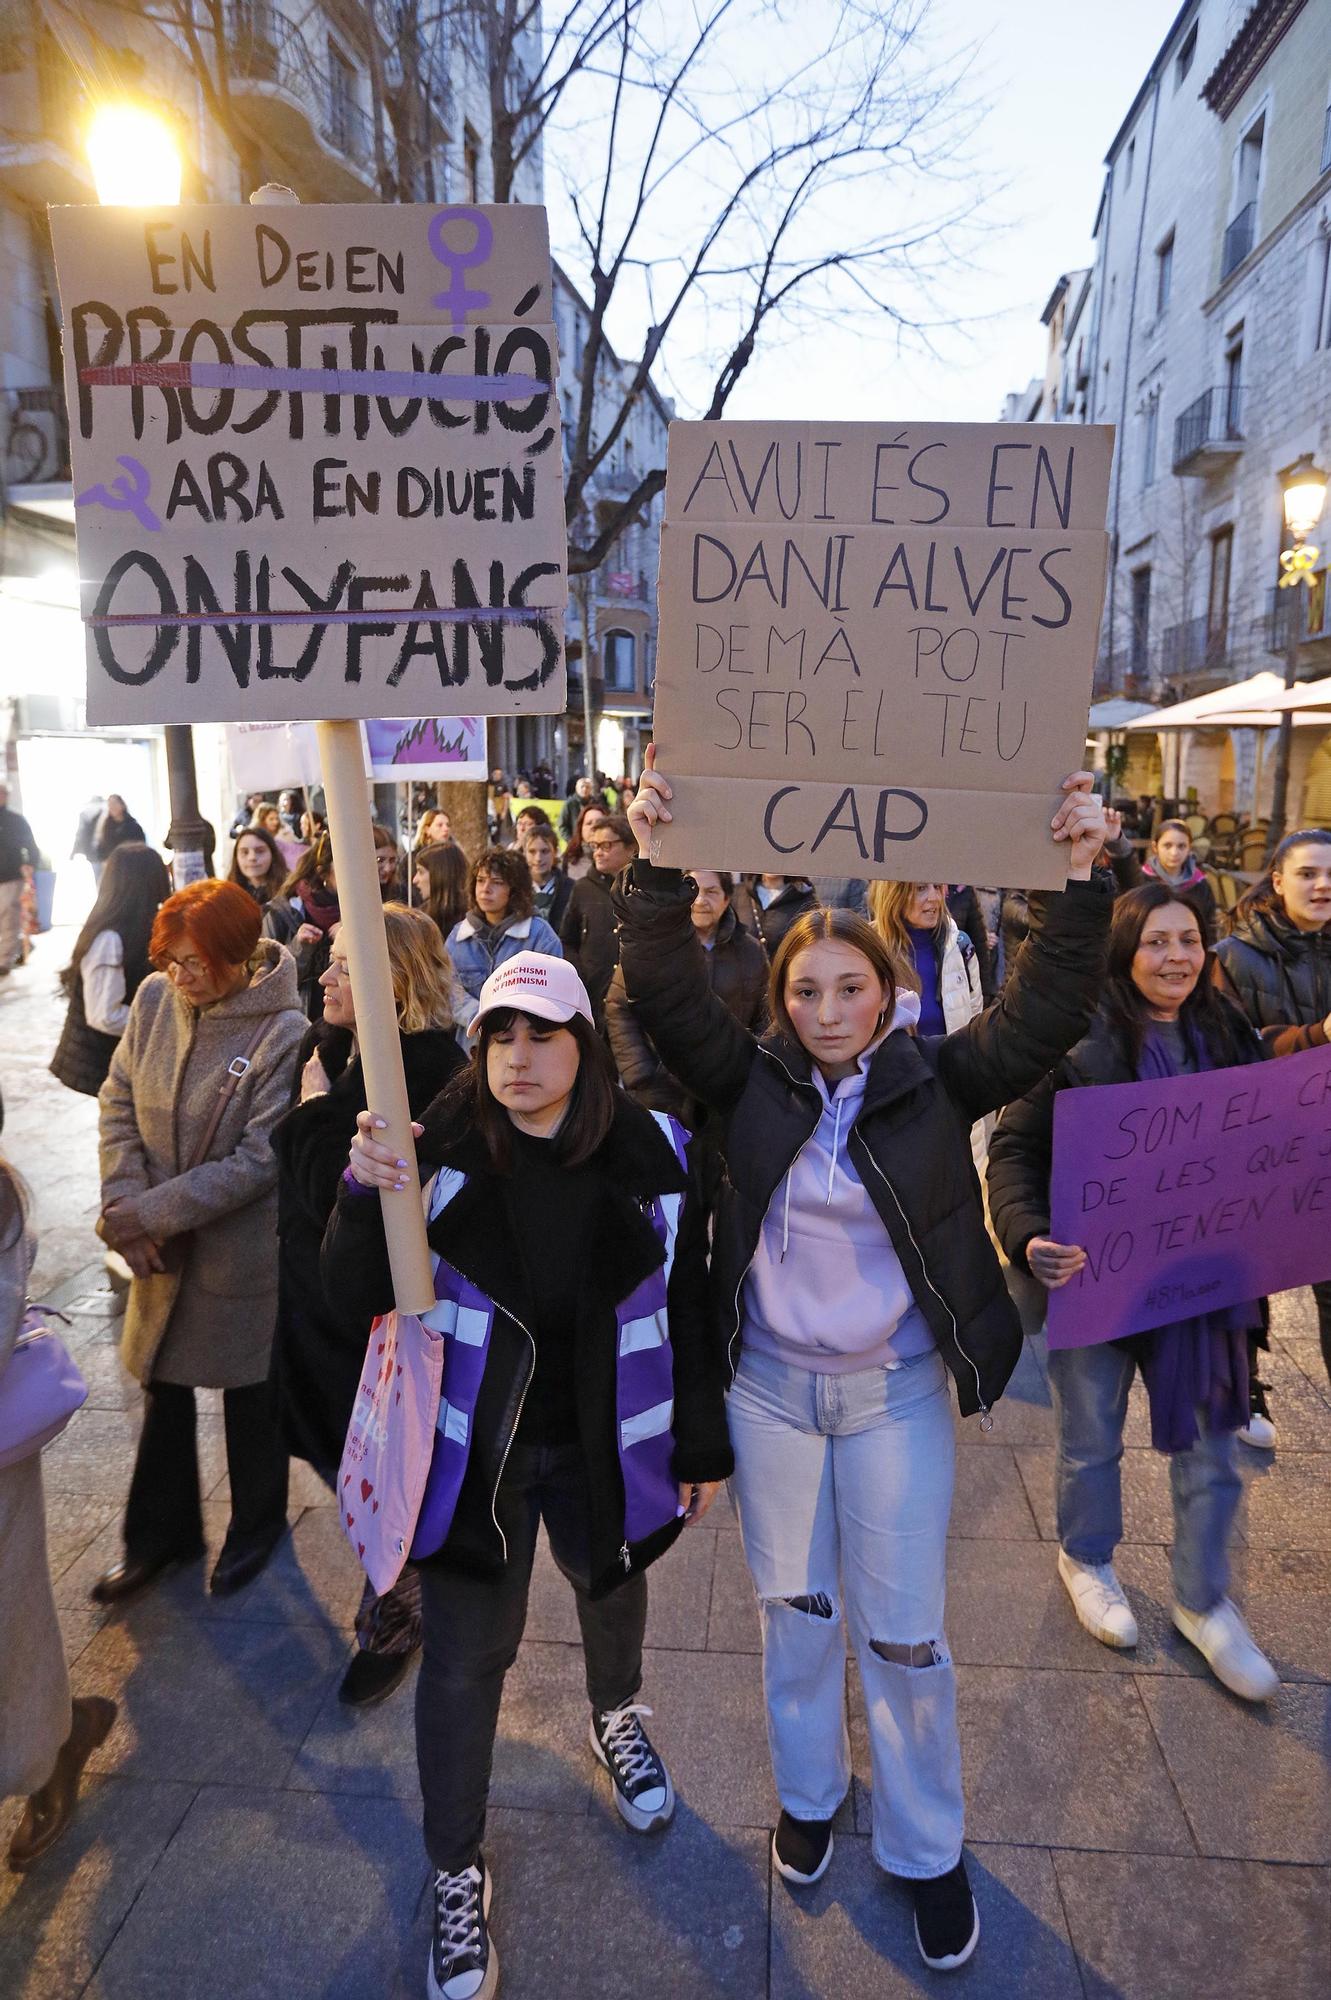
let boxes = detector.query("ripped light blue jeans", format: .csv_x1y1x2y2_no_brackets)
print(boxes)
726,1344,962,1879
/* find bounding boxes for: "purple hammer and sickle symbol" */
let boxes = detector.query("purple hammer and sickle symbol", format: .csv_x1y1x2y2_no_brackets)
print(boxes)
428,208,494,328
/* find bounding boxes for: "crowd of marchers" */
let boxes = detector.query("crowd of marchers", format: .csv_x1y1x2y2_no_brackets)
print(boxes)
2,755,1329,1999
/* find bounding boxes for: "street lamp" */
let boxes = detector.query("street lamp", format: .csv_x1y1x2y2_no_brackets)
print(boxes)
1267,454,1329,857
85,105,213,883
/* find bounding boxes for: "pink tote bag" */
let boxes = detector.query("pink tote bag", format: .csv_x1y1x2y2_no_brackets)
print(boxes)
337,1307,445,1596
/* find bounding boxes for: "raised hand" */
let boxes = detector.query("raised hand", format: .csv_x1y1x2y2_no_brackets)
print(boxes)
626,742,674,860
1051,773,1109,880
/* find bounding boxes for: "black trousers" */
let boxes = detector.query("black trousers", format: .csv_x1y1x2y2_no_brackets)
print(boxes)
123,1379,289,1560
1315,1280,1331,1388
416,1441,647,1873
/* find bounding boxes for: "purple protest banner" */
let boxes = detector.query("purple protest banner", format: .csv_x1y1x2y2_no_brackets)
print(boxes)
1045,1042,1331,1349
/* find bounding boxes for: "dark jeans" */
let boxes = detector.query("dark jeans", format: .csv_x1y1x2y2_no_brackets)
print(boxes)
124,1380,289,1560
416,1441,647,1873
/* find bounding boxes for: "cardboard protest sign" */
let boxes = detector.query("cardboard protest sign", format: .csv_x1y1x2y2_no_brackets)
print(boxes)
226,719,324,790
363,716,486,781
649,421,1112,886
1045,1043,1331,1349
50,203,566,725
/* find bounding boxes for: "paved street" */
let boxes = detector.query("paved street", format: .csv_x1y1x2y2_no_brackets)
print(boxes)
2,927,1329,2000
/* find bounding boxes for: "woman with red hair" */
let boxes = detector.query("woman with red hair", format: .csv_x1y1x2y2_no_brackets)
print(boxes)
93,879,306,1602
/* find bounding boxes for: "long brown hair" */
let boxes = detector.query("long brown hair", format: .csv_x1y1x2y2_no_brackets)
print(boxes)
63,841,171,992
415,841,468,934
767,907,899,1043
226,825,284,904
453,1006,617,1170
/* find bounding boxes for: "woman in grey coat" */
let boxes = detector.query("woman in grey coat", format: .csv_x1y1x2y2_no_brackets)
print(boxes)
0,1159,116,1869
93,880,306,1604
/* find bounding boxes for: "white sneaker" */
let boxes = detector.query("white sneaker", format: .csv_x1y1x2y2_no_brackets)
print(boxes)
1237,1411,1276,1451
1057,1549,1139,1649
1172,1598,1278,1702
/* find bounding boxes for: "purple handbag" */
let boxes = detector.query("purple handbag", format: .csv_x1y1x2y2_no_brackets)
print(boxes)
0,1309,88,1469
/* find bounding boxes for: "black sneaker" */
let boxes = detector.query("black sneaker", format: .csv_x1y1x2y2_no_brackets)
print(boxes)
911,1857,980,1971
427,1856,496,2000
772,1809,834,1886
589,1703,675,1831
338,1647,418,1708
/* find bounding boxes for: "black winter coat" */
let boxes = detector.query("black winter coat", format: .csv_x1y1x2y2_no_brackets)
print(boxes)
320,1090,732,1596
92,812,145,861
987,997,1265,1274
946,885,995,1002
1213,899,1331,1056
559,868,619,1024
603,906,768,1121
734,877,820,955
613,862,1112,1416
269,1026,466,1474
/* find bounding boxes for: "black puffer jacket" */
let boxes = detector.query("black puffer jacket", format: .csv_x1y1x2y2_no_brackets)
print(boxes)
559,867,619,1025
734,876,819,955
988,997,1265,1273
613,862,1112,1416
269,1026,466,1474
1213,898,1331,1056
320,1089,732,1596
603,905,768,1121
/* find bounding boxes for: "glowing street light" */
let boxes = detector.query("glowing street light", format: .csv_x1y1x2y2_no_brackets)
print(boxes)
86,103,182,207
1278,452,1328,584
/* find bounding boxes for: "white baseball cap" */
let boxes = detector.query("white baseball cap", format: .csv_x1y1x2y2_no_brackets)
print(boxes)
469,952,594,1034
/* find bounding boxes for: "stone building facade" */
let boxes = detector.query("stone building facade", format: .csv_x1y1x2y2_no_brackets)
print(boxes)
1004,0,1331,820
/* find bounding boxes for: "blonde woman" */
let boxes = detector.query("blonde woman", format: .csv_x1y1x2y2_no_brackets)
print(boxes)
269,904,467,1706
871,881,988,1170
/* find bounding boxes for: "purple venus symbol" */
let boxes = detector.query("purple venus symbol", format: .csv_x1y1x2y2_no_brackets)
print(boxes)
428,208,494,327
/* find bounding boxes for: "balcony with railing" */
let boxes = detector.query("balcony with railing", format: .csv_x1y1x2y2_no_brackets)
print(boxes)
1160,615,1230,690
1172,383,1244,475
2,385,71,489
1220,201,1256,280
226,4,376,195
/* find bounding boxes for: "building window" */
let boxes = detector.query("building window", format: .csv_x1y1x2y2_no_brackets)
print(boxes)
1174,21,1197,90
1207,527,1233,646
1130,567,1151,674
327,42,357,156
1141,395,1159,491
1223,332,1244,432
464,124,481,202
602,630,636,692
1124,137,1135,186
1155,232,1174,316
1321,90,1331,175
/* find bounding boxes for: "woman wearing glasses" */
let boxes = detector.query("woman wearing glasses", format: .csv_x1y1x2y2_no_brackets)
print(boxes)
93,879,306,1605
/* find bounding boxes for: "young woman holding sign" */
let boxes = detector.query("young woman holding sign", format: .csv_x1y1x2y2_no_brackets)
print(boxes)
322,953,732,2000
1214,828,1331,1416
616,748,1110,1974
988,883,1277,1702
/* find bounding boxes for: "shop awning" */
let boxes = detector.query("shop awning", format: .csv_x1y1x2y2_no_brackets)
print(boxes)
1124,672,1289,730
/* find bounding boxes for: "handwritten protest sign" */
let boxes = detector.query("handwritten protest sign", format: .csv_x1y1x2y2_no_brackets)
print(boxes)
649,420,1112,886
50,203,566,725
1046,1043,1331,1349
363,716,486,781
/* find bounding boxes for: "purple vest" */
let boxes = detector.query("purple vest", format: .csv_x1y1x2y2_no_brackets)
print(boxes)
410,1114,688,1564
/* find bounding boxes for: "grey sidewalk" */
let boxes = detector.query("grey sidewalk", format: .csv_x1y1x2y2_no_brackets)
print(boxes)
2,931,1329,2000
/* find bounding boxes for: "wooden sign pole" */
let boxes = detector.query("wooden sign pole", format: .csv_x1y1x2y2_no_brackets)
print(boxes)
317,718,436,1313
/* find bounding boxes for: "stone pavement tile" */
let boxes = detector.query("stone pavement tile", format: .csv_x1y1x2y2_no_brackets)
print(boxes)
946,1537,1194,1678
292,1635,597,1817
66,1338,141,1411
1238,1451,1331,1551
951,1445,1041,1539
956,1666,1195,1854
42,1490,120,1578
1226,1546,1331,1684
770,1836,1082,1999
706,1528,761,1654
82,1786,426,2000
39,1260,123,1316
1253,1345,1331,1449
0,1776,196,2000
40,1399,227,1504
68,1614,347,1788
1013,1442,1239,1547
1137,1677,1331,1864
630,1645,781,1832
1054,1850,1331,2000
478,1804,770,1999
1277,1336,1331,1396
208,1450,337,1511
120,1504,365,1634
954,1341,1057,1448
1268,1287,1319,1341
